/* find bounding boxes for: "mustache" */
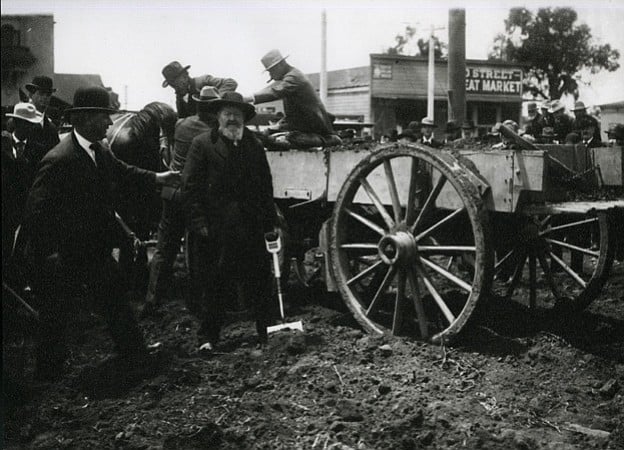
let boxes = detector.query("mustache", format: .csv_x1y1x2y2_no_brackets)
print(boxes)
226,120,242,127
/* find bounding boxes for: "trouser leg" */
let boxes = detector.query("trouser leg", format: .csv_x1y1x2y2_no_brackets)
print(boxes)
88,258,146,357
146,198,185,304
188,233,225,344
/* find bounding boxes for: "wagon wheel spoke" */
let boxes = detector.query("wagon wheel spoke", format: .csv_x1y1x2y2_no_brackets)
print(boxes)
366,266,396,316
345,208,385,236
495,247,517,272
383,160,402,222
392,269,407,335
407,268,429,339
410,175,447,233
360,178,395,229
536,249,562,300
414,265,455,326
419,256,472,293
417,245,476,254
415,207,465,242
405,158,423,225
506,251,527,298
549,251,587,289
545,238,600,258
540,217,598,236
347,259,384,286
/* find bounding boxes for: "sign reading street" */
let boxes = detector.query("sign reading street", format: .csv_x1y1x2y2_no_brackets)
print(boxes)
465,67,523,96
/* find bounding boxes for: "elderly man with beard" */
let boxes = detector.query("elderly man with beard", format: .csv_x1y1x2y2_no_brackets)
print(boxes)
182,92,277,350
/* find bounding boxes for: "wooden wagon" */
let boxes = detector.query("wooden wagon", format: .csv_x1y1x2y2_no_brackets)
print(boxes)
267,137,624,343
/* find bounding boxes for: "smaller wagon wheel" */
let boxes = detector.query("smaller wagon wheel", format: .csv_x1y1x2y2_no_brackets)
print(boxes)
329,144,492,343
493,210,615,311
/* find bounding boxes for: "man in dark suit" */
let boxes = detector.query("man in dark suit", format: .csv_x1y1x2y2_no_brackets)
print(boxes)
22,87,180,379
2,103,44,274
144,86,221,314
417,117,443,148
24,75,60,161
161,61,238,119
182,92,277,350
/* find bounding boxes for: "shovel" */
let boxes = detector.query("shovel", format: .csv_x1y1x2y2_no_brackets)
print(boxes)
264,231,303,334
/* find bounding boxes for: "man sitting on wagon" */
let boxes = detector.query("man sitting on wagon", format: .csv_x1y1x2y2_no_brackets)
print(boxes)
417,117,443,148
161,61,238,119
245,49,341,150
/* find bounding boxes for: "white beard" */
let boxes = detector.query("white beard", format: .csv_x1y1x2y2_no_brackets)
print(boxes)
220,124,244,142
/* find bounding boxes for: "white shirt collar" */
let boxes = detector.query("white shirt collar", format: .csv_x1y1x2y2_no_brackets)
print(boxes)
73,130,97,164
12,133,27,145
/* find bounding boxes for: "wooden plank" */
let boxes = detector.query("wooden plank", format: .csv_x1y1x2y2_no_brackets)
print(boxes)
521,200,624,215
592,146,624,186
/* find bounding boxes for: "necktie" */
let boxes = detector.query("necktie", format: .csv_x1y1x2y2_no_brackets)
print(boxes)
90,142,106,176
15,141,26,158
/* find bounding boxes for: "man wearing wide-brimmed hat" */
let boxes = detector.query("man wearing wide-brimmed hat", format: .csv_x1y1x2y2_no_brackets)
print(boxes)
417,117,442,148
247,49,334,138
523,102,543,139
144,86,222,315
2,103,44,271
24,75,60,157
182,91,278,350
161,61,238,119
571,100,601,144
548,99,573,143
22,86,180,380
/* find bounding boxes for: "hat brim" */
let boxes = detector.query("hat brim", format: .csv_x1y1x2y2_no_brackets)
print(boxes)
5,113,43,124
25,83,57,94
263,55,289,72
206,99,256,121
191,95,220,103
162,65,191,88
64,106,118,115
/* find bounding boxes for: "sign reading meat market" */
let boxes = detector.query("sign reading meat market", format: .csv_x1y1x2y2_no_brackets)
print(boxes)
465,66,523,96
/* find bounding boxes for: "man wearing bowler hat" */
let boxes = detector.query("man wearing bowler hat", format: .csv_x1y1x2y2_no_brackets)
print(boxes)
246,49,335,138
182,91,278,350
22,86,180,380
161,61,238,119
24,75,60,159
143,86,221,315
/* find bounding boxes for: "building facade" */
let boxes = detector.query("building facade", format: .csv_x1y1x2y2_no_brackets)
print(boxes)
308,54,524,139
1,14,54,107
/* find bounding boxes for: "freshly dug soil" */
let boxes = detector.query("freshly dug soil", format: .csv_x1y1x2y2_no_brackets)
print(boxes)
3,256,623,449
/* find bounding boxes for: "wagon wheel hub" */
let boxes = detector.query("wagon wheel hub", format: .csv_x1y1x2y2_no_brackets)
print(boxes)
378,231,417,266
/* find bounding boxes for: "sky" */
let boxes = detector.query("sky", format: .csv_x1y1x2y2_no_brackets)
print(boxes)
4,0,624,110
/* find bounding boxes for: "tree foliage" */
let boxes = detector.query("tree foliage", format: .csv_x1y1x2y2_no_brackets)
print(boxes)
385,25,447,59
489,7,620,100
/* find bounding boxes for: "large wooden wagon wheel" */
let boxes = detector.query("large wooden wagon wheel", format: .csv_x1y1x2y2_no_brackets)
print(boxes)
493,209,615,312
329,144,492,343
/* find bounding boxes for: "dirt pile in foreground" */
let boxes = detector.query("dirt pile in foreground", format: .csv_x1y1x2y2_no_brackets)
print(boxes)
3,263,623,449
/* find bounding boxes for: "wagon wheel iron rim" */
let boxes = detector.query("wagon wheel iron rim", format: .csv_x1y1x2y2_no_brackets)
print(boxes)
329,144,492,344
493,211,614,312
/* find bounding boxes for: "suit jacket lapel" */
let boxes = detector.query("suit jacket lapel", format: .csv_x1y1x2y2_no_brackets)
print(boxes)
70,133,98,175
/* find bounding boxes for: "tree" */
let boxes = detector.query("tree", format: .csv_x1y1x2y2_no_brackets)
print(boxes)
385,25,447,59
489,7,620,100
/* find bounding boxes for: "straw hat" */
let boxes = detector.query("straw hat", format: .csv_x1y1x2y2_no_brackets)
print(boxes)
5,102,43,124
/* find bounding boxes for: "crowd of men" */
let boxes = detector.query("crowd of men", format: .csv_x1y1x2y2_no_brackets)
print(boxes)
2,49,623,383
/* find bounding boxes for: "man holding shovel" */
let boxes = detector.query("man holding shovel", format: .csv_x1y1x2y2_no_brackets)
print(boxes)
182,92,278,350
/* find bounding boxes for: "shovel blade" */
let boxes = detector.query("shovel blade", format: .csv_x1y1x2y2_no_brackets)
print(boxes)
267,321,304,334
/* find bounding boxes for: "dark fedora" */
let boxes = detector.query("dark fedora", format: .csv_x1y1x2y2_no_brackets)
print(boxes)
397,128,418,141
162,61,191,88
206,91,256,121
461,120,476,130
25,75,56,94
445,120,460,133
65,86,118,114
